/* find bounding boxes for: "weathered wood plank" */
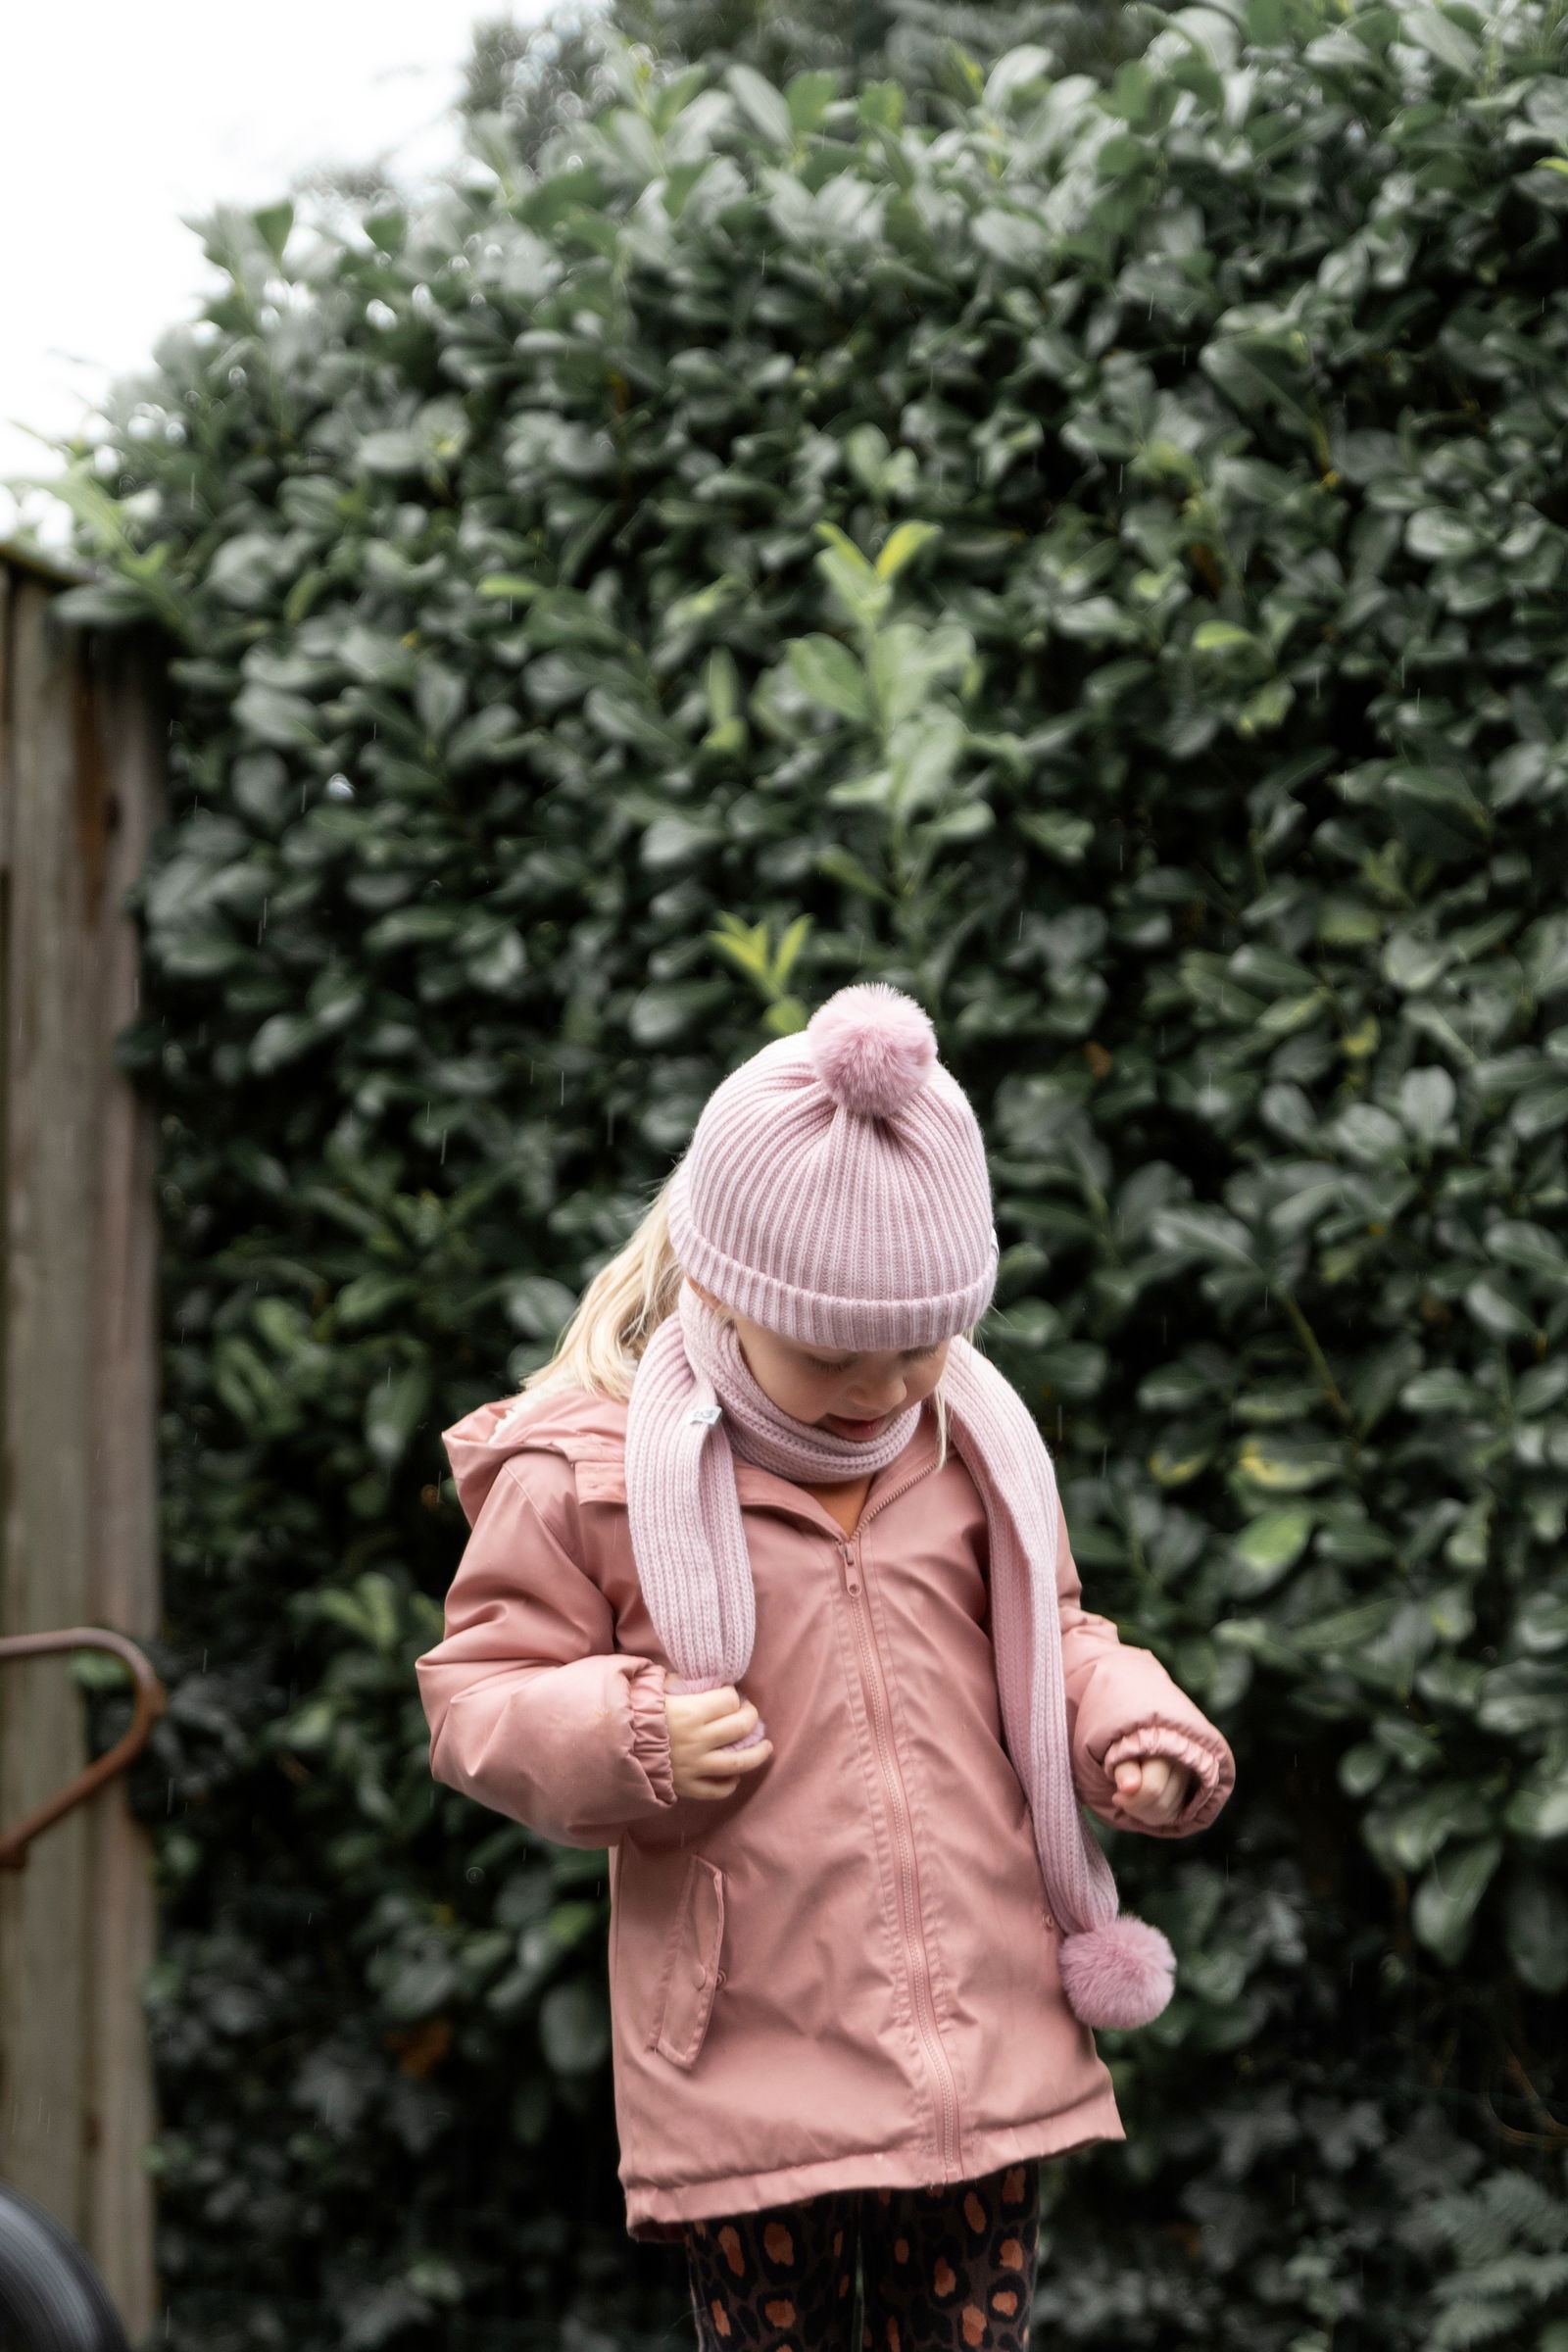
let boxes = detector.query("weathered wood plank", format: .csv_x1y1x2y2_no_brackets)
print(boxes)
0,574,97,2235
83,629,163,2338
0,571,162,2335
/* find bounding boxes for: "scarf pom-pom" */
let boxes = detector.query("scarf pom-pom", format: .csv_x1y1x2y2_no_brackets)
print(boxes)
1059,1915,1175,2029
807,984,936,1120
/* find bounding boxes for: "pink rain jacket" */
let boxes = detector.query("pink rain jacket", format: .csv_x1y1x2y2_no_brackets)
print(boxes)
416,1389,1235,2240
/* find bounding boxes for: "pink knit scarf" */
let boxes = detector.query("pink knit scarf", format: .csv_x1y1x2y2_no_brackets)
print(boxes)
624,1284,1176,2030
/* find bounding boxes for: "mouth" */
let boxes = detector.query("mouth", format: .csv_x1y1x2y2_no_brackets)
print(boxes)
822,1412,889,1442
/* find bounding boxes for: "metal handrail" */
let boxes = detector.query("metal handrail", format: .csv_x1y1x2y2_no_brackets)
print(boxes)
0,1630,166,1872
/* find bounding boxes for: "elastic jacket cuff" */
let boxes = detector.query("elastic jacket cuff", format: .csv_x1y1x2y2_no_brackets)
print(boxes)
1100,1720,1235,1837
626,1657,678,1810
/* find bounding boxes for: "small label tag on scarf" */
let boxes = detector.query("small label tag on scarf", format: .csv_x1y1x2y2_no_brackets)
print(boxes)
686,1403,723,1427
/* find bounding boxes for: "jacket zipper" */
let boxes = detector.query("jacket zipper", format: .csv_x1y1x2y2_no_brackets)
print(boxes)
838,1529,962,2180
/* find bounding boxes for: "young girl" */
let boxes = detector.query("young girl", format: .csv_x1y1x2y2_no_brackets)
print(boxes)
417,984,1235,2352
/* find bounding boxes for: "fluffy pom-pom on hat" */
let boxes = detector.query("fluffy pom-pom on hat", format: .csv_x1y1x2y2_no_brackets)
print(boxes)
806,983,938,1121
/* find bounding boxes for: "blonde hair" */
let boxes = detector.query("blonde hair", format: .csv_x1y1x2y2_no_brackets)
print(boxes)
521,1172,955,1465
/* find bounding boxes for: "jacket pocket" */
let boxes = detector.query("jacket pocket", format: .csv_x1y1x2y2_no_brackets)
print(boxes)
648,1854,725,2070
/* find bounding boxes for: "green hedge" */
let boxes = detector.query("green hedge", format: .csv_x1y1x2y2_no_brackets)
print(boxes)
62,0,1568,2344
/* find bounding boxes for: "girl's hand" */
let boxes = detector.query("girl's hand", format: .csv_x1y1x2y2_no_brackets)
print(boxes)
663,1680,774,1801
1111,1754,1193,1829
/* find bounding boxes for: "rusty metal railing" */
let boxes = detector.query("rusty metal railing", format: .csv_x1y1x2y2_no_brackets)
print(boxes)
0,1630,165,1873
0,1627,162,2348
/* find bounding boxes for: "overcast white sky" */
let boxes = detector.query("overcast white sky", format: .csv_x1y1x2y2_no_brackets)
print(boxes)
1,0,552,551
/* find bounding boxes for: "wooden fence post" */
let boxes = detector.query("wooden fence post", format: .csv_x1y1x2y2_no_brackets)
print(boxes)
0,546,163,2335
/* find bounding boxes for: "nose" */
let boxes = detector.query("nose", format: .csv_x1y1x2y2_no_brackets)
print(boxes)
844,1366,906,1415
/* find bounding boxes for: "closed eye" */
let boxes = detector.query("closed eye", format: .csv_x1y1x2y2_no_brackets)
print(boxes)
806,1346,939,1374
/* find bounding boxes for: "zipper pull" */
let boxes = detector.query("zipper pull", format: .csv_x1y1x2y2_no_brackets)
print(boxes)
839,1542,860,1597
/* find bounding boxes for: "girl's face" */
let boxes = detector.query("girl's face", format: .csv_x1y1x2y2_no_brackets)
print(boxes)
689,1280,950,1445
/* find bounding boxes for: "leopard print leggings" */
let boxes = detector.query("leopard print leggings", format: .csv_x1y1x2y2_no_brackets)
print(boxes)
683,2161,1039,2352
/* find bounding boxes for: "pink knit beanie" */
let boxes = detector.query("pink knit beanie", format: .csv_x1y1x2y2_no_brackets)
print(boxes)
666,983,999,1348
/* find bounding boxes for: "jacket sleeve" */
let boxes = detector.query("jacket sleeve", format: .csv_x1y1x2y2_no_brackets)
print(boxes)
416,1453,678,1848
1055,1498,1235,1838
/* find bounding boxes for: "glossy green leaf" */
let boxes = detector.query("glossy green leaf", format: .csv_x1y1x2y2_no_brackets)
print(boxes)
1411,1837,1502,1965
1229,1506,1314,1594
1504,1869,1568,1992
365,1362,433,1473
786,633,869,720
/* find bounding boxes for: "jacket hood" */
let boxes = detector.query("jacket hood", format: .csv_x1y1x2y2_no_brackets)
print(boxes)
443,1385,628,1526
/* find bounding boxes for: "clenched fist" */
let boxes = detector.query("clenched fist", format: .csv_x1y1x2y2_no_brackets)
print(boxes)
1110,1754,1193,1828
663,1679,775,1800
